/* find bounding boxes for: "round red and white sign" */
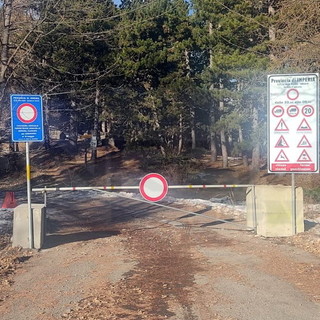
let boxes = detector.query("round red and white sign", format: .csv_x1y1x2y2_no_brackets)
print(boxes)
139,173,168,202
287,105,299,117
287,88,299,101
272,105,284,117
302,105,314,117
17,103,37,123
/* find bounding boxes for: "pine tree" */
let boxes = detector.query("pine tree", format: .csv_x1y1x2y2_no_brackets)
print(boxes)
13,0,118,150
192,0,270,168
116,0,207,156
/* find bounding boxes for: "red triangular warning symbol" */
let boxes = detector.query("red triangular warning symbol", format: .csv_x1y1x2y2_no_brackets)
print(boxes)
297,149,312,162
297,135,312,148
275,150,289,162
275,119,289,132
297,119,311,131
275,135,289,148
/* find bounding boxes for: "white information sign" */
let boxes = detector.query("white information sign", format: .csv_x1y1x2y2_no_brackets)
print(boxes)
268,73,319,173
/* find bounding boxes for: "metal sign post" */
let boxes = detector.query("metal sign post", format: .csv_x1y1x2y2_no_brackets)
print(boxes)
10,94,44,249
25,142,33,248
291,173,296,235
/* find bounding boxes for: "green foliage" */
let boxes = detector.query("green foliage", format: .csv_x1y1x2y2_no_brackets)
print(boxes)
1,0,276,166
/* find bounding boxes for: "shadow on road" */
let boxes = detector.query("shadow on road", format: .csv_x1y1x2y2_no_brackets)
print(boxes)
43,230,120,249
304,220,318,231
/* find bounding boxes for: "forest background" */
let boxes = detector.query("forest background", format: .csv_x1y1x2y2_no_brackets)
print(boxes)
0,0,319,182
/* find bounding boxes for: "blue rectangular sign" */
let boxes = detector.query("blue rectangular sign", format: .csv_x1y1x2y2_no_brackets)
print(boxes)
11,94,44,142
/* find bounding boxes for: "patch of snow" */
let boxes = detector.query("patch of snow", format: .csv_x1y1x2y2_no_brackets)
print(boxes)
41,189,247,212
0,208,14,234
1,190,246,234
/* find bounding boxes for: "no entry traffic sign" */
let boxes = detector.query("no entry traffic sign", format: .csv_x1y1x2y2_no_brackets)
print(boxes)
17,103,38,123
139,173,168,202
11,94,44,142
268,73,319,173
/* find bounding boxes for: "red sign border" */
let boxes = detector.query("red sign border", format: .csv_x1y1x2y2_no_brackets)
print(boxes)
139,173,168,202
287,88,299,101
297,135,312,148
297,149,312,162
17,103,38,123
302,105,314,117
272,105,284,117
275,150,289,162
275,119,289,132
287,105,299,117
17,103,37,123
297,118,312,131
275,135,289,148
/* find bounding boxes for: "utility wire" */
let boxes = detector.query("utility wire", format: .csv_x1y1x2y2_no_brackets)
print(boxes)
212,0,269,29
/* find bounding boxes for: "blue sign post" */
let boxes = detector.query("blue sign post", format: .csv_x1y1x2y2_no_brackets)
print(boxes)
10,94,44,249
11,94,44,142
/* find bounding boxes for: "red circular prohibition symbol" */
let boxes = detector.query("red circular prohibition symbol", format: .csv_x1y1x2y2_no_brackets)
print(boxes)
17,103,37,123
272,105,284,117
287,89,299,101
287,105,299,117
139,173,168,202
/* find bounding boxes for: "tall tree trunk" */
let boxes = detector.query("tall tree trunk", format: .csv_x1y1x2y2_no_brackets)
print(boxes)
0,0,13,140
251,104,260,171
107,119,115,148
268,2,276,61
151,94,165,157
69,100,78,150
178,113,183,155
238,127,248,167
0,0,13,99
221,129,228,168
210,127,217,161
185,48,196,150
43,94,50,149
208,22,217,161
91,82,100,160
237,80,247,166
209,102,217,161
101,110,115,148
190,108,196,150
219,81,228,168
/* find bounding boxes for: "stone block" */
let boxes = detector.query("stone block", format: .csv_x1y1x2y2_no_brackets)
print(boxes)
12,203,46,249
246,185,304,237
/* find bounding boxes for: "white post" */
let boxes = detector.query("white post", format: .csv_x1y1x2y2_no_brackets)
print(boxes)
291,173,296,235
26,142,34,248
252,185,257,233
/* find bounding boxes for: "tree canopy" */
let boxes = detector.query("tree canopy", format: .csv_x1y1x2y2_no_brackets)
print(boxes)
0,0,318,168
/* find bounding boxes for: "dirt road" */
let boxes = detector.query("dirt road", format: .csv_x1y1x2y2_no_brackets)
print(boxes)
1,193,320,320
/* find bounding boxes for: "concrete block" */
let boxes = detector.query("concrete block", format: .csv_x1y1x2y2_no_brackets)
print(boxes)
246,185,304,237
12,203,46,249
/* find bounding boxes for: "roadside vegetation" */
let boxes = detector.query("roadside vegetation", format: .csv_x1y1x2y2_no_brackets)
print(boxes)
0,0,319,186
